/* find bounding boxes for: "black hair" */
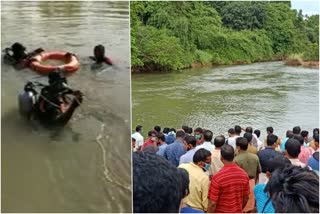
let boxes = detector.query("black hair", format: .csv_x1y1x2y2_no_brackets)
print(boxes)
157,132,165,142
194,127,203,133
221,144,235,161
267,126,274,134
301,130,309,138
184,136,196,147
154,125,161,133
293,135,304,145
135,125,143,132
203,130,213,142
265,156,291,173
11,42,26,52
236,137,248,150
182,125,189,133
243,132,253,143
214,135,225,148
293,126,301,134
163,127,170,134
132,137,136,142
193,148,211,164
234,125,242,135
170,128,176,133
285,138,301,158
254,129,261,138
314,134,319,143
267,134,278,146
245,127,253,134
178,168,189,197
286,130,294,138
187,127,193,134
133,152,184,213
264,165,319,213
148,130,157,137
176,130,186,138
313,128,319,135
228,128,235,135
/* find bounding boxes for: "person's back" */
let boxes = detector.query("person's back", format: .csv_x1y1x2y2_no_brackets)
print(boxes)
234,151,260,178
164,131,186,166
208,145,250,213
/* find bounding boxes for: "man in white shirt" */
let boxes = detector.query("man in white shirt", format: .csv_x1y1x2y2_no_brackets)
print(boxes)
196,130,215,152
226,128,238,150
132,125,144,151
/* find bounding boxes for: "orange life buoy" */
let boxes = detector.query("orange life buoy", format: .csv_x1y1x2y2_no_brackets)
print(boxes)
30,51,80,75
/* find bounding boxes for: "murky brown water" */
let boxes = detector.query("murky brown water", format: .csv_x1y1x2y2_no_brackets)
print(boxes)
1,1,131,212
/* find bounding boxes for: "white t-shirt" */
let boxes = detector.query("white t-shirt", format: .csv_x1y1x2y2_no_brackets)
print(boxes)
196,141,215,152
132,132,144,149
227,136,239,150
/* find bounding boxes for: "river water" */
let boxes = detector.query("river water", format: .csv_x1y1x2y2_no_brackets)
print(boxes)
132,62,319,140
1,1,131,212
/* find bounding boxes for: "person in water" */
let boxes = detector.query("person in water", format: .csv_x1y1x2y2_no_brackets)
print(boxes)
34,70,83,126
3,42,44,69
90,44,113,65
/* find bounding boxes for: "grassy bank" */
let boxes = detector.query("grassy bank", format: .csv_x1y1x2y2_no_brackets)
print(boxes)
131,1,319,73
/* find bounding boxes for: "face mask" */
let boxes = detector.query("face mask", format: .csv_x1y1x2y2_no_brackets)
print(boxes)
151,137,157,142
195,134,201,139
203,163,211,172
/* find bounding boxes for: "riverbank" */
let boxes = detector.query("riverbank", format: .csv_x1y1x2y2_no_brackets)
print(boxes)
132,57,319,73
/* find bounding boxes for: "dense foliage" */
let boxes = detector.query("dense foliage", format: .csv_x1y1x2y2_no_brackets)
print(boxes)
131,1,319,72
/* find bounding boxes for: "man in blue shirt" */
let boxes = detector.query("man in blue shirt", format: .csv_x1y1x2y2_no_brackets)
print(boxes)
179,135,197,164
164,130,186,166
156,133,168,156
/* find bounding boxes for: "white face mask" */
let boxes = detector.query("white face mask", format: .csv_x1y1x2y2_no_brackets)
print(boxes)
151,137,157,142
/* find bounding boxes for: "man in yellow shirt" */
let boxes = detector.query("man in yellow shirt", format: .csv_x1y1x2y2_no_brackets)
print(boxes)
178,148,211,212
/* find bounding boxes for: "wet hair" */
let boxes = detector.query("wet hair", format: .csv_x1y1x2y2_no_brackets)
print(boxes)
176,130,186,139
133,151,184,213
245,127,253,134
182,125,189,133
254,129,261,138
264,165,319,213
265,155,291,173
193,148,211,164
234,125,241,135
236,137,248,150
154,125,161,133
228,128,235,135
267,134,278,146
285,138,301,158
157,132,165,142
187,127,193,134
243,132,253,143
184,136,196,147
221,144,235,161
135,125,143,132
148,130,157,137
286,130,294,138
203,130,213,142
293,126,301,134
293,135,304,145
94,44,105,56
11,42,26,53
178,168,189,197
214,135,225,148
194,127,203,133
301,130,309,138
267,126,274,134
163,127,170,134
313,128,319,135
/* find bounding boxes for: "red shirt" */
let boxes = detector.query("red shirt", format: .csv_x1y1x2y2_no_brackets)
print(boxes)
141,139,155,150
208,163,250,213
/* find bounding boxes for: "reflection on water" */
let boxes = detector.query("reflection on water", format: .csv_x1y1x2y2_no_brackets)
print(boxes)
1,1,131,213
132,62,319,140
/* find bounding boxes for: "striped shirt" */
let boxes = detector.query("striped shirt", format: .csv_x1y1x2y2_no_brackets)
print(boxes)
208,163,250,213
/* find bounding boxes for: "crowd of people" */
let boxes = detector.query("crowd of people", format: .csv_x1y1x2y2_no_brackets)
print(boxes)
132,125,319,213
